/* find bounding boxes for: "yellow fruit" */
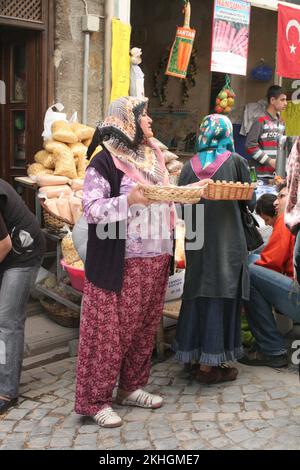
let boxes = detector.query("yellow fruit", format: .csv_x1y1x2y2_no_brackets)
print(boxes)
227,97,235,106
220,98,228,108
224,106,232,113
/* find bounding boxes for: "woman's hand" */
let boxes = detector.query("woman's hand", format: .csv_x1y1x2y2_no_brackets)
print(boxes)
186,178,213,188
127,186,152,207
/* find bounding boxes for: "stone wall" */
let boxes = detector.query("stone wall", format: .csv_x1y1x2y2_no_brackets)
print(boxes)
54,0,105,126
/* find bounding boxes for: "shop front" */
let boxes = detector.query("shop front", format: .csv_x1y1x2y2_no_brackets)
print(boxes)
128,0,299,160
0,0,54,209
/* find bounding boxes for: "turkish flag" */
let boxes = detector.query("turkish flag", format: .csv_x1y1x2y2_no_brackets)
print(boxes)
277,4,300,78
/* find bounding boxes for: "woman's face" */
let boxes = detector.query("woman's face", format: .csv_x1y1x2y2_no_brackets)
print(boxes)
139,110,153,139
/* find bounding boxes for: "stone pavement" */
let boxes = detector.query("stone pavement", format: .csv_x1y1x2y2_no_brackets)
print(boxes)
0,357,300,450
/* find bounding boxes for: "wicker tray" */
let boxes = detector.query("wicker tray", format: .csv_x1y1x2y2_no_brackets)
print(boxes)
40,298,80,328
138,183,204,204
39,199,74,232
203,181,255,200
163,300,182,319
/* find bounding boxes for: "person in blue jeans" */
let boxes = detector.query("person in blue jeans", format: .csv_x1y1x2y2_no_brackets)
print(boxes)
240,184,299,368
0,179,45,414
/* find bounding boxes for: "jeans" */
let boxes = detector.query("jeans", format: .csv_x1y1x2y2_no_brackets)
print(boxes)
244,263,300,356
0,265,39,399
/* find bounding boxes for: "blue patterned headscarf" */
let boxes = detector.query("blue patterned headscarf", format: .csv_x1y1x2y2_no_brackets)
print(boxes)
196,114,234,169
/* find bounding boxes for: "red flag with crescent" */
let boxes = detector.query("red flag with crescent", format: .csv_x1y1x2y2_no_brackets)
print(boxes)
277,3,300,78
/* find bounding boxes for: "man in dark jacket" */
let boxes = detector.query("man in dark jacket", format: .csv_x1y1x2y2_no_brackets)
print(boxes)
0,179,45,414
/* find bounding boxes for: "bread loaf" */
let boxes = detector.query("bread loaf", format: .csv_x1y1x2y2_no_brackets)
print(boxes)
70,123,94,141
54,147,78,179
38,185,72,199
28,163,54,177
52,121,78,144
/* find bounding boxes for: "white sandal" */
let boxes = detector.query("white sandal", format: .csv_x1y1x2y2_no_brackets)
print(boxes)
117,389,163,409
93,406,122,428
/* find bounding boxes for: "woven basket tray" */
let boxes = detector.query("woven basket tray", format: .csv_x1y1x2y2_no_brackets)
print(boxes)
138,183,203,204
163,300,182,319
39,199,74,232
203,181,255,200
40,298,79,328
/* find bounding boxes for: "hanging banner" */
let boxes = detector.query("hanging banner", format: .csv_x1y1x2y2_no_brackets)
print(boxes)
277,4,300,79
111,18,131,102
166,2,196,79
210,0,251,76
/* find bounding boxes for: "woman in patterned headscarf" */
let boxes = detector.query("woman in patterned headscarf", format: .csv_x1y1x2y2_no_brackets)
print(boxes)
75,96,207,427
174,114,255,384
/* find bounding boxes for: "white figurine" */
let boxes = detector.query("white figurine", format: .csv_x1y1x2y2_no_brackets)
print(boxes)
130,47,145,98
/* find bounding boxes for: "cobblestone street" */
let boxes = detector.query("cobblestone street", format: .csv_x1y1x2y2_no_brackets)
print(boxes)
0,357,300,450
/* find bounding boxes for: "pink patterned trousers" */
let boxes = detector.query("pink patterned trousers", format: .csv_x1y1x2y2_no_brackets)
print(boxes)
75,254,170,416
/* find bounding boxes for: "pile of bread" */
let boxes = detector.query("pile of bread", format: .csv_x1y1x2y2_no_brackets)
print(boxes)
37,174,83,225
27,120,95,225
151,138,183,183
28,121,94,180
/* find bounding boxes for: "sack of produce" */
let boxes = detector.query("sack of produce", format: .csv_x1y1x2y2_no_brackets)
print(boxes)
69,142,87,158
52,120,78,144
214,75,236,115
54,147,78,179
61,231,81,265
56,195,73,224
38,185,72,199
44,138,71,155
69,196,83,224
76,154,88,178
36,175,70,187
28,163,54,177
44,198,60,217
34,150,55,170
70,123,94,141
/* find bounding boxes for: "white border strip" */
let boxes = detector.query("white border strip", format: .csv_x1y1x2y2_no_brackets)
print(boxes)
250,1,300,12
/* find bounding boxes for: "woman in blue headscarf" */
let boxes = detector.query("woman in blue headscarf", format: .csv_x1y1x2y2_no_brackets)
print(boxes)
174,114,255,384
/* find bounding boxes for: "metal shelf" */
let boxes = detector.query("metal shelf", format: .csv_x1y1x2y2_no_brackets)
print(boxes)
35,284,81,313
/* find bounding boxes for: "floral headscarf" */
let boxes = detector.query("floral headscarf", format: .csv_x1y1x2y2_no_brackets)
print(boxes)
196,114,234,169
91,96,167,185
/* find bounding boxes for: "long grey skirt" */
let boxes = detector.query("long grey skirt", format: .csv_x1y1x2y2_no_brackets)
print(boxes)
173,296,243,366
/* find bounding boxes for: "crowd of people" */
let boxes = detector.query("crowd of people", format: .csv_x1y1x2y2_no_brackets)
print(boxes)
0,88,299,429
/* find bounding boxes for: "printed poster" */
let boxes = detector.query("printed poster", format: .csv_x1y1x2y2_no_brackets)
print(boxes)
211,0,251,76
166,27,196,79
111,18,131,102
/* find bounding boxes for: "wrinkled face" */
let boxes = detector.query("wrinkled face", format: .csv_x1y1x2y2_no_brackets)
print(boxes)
260,213,277,227
270,94,287,113
274,187,288,215
139,110,153,139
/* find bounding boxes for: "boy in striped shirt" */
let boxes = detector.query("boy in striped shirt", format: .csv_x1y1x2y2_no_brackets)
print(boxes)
245,86,287,179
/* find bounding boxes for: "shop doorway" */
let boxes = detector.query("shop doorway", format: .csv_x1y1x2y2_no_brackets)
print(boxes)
0,28,45,208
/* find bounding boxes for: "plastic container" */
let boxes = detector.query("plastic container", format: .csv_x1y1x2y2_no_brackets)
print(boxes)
61,259,85,292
